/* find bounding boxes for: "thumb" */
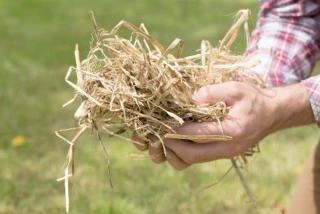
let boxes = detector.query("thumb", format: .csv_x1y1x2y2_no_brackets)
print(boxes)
194,82,241,105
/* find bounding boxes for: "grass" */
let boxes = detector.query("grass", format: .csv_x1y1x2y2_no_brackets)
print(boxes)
0,0,319,213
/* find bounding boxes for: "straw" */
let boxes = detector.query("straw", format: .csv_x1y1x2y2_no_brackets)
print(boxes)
56,9,263,212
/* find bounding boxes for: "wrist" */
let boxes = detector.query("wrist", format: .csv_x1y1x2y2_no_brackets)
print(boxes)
266,83,315,133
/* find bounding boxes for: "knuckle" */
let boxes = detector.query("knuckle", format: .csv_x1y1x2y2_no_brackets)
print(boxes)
229,82,244,97
230,81,242,90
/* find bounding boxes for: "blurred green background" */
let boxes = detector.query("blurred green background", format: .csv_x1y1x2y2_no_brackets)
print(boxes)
1,0,318,213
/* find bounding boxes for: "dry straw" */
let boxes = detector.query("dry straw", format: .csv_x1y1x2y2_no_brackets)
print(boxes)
56,10,263,212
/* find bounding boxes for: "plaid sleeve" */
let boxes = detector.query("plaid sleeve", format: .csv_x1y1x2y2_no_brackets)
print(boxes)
245,0,320,123
303,76,320,124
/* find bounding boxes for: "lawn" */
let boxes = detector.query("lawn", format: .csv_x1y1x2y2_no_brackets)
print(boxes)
1,0,319,213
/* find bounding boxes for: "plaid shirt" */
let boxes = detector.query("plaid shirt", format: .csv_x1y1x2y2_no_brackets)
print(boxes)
245,0,320,124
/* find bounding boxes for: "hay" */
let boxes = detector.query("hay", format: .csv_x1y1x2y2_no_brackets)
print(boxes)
56,10,263,212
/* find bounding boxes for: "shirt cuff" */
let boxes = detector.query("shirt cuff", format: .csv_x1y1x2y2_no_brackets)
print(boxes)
302,75,320,126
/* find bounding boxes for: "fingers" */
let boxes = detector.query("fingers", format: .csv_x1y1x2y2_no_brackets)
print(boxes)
166,149,190,171
132,131,239,170
131,131,148,151
194,82,242,105
174,120,239,143
149,143,166,164
131,132,167,163
164,138,243,164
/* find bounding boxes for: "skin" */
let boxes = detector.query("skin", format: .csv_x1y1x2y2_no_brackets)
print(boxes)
131,81,315,170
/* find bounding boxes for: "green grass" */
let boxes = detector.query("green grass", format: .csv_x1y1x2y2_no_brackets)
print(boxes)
1,0,318,213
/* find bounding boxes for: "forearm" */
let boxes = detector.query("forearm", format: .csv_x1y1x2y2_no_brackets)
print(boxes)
267,83,315,133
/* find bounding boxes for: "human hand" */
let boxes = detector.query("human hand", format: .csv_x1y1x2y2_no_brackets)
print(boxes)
132,81,314,170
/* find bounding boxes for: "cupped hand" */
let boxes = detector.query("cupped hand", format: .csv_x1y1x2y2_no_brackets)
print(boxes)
131,81,313,170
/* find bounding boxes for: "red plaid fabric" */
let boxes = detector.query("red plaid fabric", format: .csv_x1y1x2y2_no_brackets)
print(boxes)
245,0,320,124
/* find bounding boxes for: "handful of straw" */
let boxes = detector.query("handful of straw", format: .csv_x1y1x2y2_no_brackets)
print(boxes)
56,10,263,212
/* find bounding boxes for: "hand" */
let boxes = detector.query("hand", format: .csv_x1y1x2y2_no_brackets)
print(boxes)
132,81,314,170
